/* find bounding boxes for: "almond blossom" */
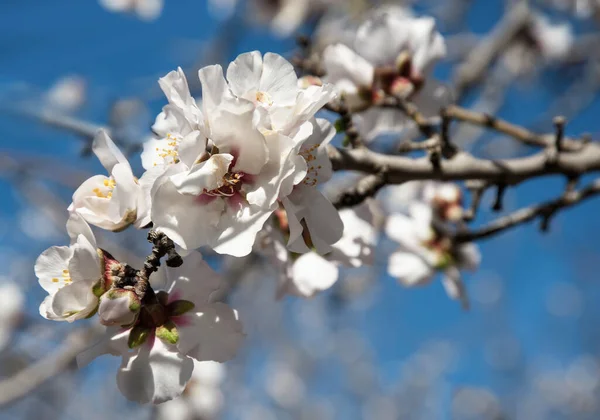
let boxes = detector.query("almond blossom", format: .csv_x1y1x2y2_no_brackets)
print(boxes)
0,282,24,351
149,54,337,257
69,130,143,232
322,7,449,141
76,252,244,404
385,203,480,309
260,201,379,298
35,212,109,322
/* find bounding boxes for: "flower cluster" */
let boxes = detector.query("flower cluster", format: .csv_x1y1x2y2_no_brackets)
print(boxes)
32,10,478,405
384,182,481,309
320,6,450,141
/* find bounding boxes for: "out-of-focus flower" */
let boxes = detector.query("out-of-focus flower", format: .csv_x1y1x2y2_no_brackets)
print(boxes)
260,200,379,298
35,213,107,322
45,76,86,112
322,7,449,141
381,181,463,222
385,203,480,308
99,0,163,21
0,282,24,350
77,252,244,404
156,361,226,419
69,130,143,231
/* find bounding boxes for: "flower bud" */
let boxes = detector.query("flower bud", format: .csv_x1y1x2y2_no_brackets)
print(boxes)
98,288,141,327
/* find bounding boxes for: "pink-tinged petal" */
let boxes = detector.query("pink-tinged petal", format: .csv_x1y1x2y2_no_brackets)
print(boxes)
179,303,244,363
92,129,127,173
166,251,222,307
211,203,273,257
170,154,234,196
117,338,194,404
388,251,435,286
287,252,339,298
152,179,224,250
35,245,73,294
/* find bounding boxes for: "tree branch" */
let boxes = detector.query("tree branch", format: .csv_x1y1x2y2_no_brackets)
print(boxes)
328,143,600,185
455,179,600,242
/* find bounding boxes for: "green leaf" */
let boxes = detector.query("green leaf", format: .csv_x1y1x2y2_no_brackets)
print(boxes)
334,118,347,133
128,325,151,349
167,300,195,317
156,321,179,345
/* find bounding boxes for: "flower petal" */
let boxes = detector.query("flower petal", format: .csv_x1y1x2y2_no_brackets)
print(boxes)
117,338,194,404
387,251,434,286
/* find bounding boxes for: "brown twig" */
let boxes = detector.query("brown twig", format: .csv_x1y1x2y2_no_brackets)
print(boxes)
455,179,600,242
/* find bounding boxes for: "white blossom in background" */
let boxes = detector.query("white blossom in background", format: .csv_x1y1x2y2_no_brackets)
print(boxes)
322,6,450,141
35,213,106,322
99,0,163,21
70,130,143,232
385,203,480,309
502,12,574,76
45,76,87,112
0,282,24,351
157,361,226,419
259,200,379,298
209,0,343,37
77,252,244,404
381,181,463,222
149,53,340,257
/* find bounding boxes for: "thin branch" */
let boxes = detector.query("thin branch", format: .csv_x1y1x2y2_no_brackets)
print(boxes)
0,327,102,407
328,141,600,185
455,179,600,242
333,172,388,209
444,105,582,151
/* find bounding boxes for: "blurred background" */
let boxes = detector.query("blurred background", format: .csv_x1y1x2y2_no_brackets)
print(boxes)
2,0,600,419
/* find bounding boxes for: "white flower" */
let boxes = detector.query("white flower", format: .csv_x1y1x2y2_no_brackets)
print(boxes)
261,201,379,298
281,118,343,254
45,76,86,112
150,58,326,257
77,252,244,404
35,212,106,322
0,282,24,351
385,203,480,308
157,360,226,419
226,51,336,136
99,0,163,21
531,14,574,61
69,130,142,231
382,181,463,222
322,9,448,141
